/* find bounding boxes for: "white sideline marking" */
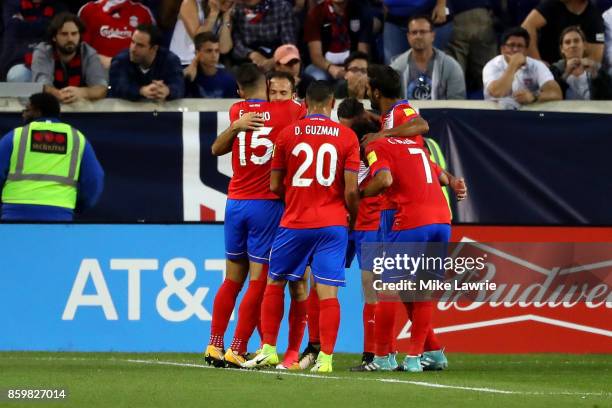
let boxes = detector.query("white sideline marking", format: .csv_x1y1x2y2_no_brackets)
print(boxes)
123,358,610,397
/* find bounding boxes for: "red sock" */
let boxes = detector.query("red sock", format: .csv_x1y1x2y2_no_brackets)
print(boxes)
230,269,268,354
209,279,243,348
260,284,285,346
374,301,396,356
407,301,434,355
287,299,308,353
319,298,340,355
307,289,320,344
363,303,376,354
424,328,441,351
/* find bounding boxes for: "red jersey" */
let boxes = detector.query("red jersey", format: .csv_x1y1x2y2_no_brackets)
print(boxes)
354,162,380,231
79,0,155,58
228,99,306,200
378,99,425,210
366,138,450,231
271,114,360,229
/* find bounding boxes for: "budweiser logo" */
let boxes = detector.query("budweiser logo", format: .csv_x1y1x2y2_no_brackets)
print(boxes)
99,25,133,39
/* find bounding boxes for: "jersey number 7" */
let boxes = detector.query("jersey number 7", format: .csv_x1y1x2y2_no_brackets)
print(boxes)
291,142,338,187
237,127,273,166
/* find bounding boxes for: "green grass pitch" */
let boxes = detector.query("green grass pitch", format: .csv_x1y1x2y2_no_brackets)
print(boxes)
0,352,610,407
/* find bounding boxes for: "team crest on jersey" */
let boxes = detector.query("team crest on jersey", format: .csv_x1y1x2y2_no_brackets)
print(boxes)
129,16,139,27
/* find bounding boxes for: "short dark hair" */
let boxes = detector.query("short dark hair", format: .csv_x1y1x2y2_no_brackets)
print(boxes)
351,118,380,139
500,27,530,48
337,97,365,119
236,63,265,91
194,31,219,50
367,64,402,99
407,14,433,31
344,51,369,70
46,12,85,43
136,24,163,47
267,70,296,92
29,92,61,118
305,80,334,105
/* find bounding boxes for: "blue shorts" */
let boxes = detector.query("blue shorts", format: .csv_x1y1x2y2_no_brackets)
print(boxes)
224,199,284,264
269,226,348,287
383,223,451,283
346,230,379,270
378,209,397,242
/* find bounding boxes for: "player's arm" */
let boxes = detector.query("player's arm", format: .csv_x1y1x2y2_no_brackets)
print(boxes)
211,112,264,156
433,162,467,201
344,170,359,229
361,115,429,146
270,170,286,199
360,169,392,198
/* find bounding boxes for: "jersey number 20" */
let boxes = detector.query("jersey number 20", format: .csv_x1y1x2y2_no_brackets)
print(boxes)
291,142,337,187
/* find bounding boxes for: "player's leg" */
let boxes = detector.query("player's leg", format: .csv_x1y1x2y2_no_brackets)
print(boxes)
225,200,283,366
309,226,348,373
298,270,320,369
244,227,312,368
205,199,249,366
278,273,309,369
278,276,309,369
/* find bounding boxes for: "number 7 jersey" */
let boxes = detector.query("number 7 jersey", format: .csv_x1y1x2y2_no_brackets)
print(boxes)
228,99,307,199
271,114,361,229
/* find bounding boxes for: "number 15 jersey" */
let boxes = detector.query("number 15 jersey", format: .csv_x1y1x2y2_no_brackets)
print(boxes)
271,114,361,229
227,99,306,200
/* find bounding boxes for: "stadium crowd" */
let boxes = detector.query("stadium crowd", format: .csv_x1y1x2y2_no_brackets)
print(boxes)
1,0,612,105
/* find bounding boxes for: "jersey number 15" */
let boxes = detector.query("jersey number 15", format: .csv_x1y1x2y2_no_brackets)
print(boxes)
237,127,273,166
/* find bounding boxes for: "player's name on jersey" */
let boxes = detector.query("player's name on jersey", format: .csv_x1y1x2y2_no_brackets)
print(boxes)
373,279,497,292
238,110,271,120
295,125,340,137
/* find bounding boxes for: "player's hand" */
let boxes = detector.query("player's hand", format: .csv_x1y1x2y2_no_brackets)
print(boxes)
508,53,526,71
360,132,384,147
513,89,535,104
450,177,467,201
232,112,265,132
348,214,356,231
328,65,346,80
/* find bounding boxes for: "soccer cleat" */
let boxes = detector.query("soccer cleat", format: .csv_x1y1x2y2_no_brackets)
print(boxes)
421,349,448,371
243,344,279,368
363,355,394,371
310,352,333,373
276,362,301,370
204,345,225,368
403,355,424,373
388,351,399,371
298,343,320,370
349,352,374,372
224,348,248,368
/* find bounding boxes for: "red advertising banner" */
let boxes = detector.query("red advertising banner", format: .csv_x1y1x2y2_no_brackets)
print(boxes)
395,226,612,353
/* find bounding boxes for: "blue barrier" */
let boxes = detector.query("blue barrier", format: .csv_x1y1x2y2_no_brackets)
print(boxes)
0,224,364,352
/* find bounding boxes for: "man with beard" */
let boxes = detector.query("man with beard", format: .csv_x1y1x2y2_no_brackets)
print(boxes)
31,12,108,104
109,24,184,101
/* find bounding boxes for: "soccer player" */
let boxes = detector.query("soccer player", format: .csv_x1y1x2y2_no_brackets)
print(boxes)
267,71,297,102
244,81,361,373
362,66,467,372
205,63,306,367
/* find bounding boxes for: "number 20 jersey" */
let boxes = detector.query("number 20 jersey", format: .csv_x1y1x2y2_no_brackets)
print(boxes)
271,114,361,229
227,99,306,200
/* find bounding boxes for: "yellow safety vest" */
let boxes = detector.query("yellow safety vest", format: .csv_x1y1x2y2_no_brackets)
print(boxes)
425,137,452,216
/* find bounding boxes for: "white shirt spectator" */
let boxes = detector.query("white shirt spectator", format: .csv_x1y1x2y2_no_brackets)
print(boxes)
604,7,612,75
483,55,554,99
170,0,205,65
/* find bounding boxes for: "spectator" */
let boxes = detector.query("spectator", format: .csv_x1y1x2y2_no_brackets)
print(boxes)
335,51,369,99
521,0,605,65
1,0,67,82
109,24,185,101
303,0,373,81
272,43,314,99
185,32,237,98
550,26,612,99
382,0,448,64
266,70,296,100
445,0,496,92
170,0,207,65
200,0,234,55
483,27,562,107
231,0,295,71
31,12,107,103
78,0,155,70
604,6,612,74
391,15,465,100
